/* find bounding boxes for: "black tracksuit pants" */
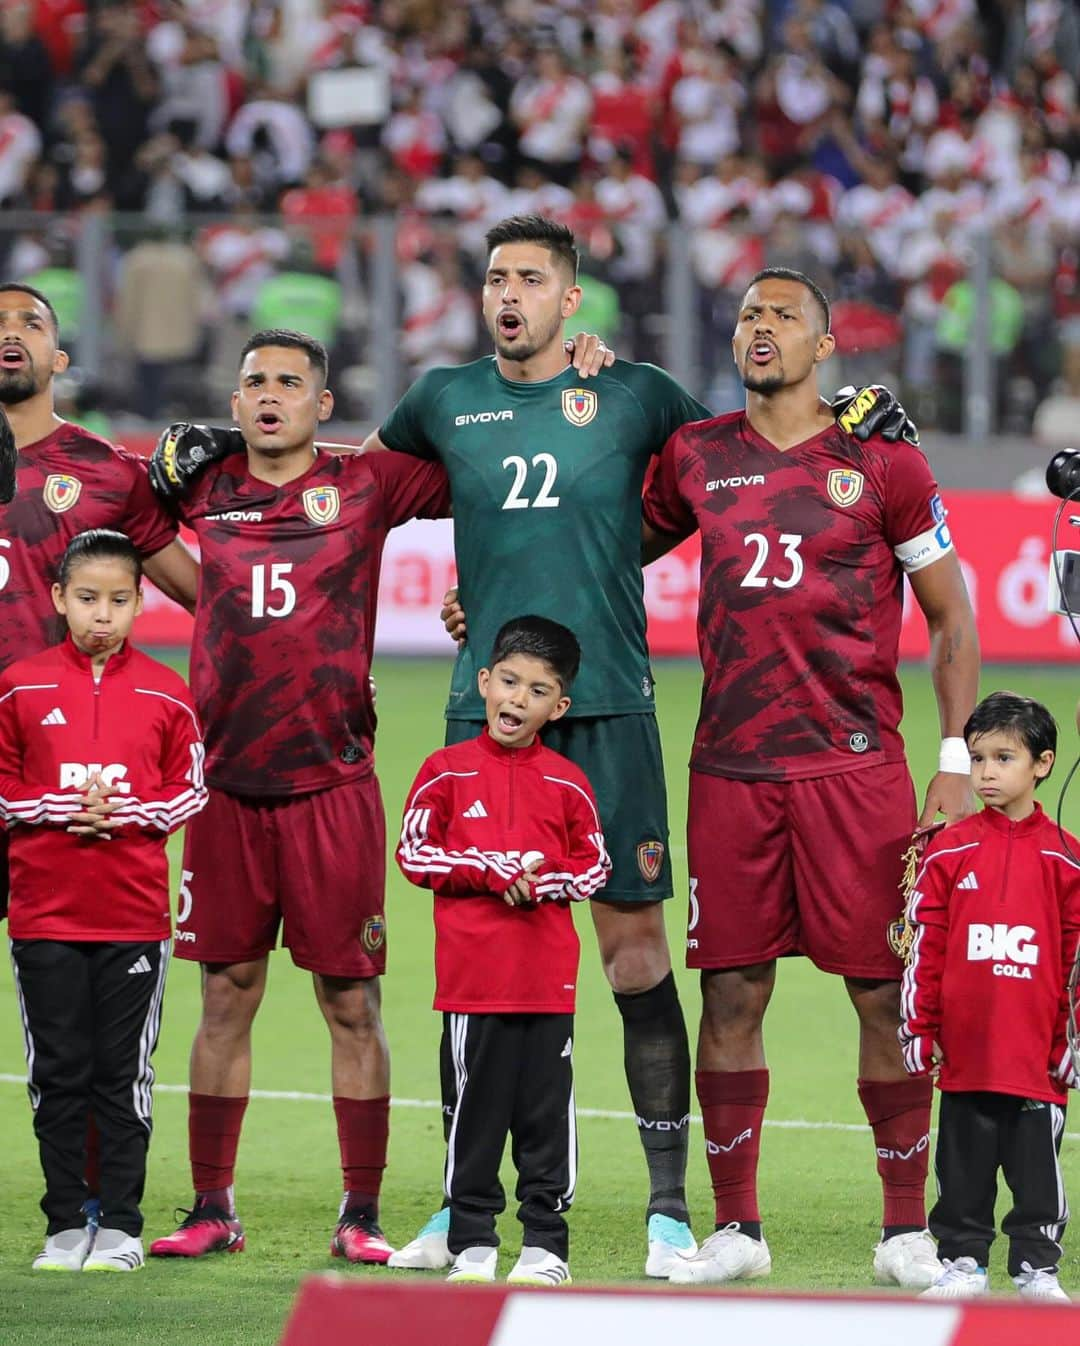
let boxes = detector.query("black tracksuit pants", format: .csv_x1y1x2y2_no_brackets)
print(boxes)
10,939,170,1237
931,1090,1069,1276
442,1011,576,1260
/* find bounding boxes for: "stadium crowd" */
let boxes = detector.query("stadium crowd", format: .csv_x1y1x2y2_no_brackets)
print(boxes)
0,0,1077,424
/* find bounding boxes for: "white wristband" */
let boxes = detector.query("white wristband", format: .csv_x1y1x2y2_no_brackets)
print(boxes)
939,737,971,774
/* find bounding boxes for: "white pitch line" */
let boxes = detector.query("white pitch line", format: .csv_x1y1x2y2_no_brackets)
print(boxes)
0,1073,1076,1140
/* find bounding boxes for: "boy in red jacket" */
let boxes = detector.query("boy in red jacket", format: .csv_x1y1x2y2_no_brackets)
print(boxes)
899,691,1080,1301
396,615,610,1287
0,529,207,1273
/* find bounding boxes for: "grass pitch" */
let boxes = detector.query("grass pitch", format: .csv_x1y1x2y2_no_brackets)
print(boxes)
2,656,1080,1343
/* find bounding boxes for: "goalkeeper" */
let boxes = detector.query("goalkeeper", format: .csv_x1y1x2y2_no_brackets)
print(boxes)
900,691,1080,1301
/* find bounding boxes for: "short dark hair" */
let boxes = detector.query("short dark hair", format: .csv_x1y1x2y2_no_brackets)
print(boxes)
746,267,831,334
58,529,142,588
489,615,581,692
965,691,1057,784
0,280,60,337
238,329,328,383
484,215,579,280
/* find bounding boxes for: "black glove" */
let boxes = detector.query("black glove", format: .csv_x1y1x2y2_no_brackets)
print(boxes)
0,404,15,505
830,384,920,447
148,422,245,500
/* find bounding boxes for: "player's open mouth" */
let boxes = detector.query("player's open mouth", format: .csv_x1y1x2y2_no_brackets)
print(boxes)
497,311,524,339
497,712,523,733
750,342,777,365
256,413,283,432
0,344,28,368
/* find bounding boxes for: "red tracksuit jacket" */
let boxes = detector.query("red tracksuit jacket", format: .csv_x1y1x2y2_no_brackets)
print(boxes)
899,803,1080,1104
396,730,610,1013
0,637,208,941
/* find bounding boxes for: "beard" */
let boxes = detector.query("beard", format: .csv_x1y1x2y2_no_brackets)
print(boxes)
490,309,563,364
0,366,39,404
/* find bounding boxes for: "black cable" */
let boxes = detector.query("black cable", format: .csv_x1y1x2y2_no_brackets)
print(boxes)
1051,484,1080,865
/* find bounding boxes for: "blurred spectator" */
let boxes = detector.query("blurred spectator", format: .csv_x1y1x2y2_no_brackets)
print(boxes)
198,202,289,321
993,206,1060,418
837,155,921,275
400,244,476,374
510,45,591,186
669,42,744,166
382,86,446,181
77,1,158,208
416,153,509,262
595,147,666,358
280,159,357,273
115,227,206,420
0,0,54,131
588,44,656,175
251,241,343,348
225,87,315,192
0,90,42,205
146,5,230,152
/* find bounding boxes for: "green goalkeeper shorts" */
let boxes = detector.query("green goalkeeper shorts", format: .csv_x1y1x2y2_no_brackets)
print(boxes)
444,713,673,903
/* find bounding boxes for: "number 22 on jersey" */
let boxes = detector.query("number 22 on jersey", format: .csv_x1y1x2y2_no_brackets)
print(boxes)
501,453,560,510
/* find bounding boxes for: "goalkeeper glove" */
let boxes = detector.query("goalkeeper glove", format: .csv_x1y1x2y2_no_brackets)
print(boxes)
831,384,920,447
0,404,15,504
148,422,245,500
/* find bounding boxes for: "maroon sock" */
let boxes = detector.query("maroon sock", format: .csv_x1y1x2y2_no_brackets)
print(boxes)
334,1095,390,1218
85,1114,101,1197
189,1092,248,1210
857,1076,933,1230
696,1069,769,1227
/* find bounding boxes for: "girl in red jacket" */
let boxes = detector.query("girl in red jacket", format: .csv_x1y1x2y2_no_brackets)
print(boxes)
0,529,207,1273
900,691,1080,1302
396,615,610,1288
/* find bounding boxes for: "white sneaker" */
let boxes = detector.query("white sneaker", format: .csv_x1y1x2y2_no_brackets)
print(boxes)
446,1245,498,1283
387,1208,451,1270
667,1223,771,1285
1015,1262,1071,1301
920,1257,989,1299
32,1227,93,1272
82,1228,145,1272
506,1246,572,1286
873,1229,943,1289
645,1213,697,1278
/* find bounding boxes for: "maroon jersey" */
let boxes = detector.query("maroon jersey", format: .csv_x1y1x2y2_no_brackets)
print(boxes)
0,637,207,941
178,448,450,796
0,423,177,669
643,411,954,781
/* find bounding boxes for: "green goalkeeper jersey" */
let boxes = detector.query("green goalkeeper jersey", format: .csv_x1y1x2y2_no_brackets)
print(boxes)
379,357,709,719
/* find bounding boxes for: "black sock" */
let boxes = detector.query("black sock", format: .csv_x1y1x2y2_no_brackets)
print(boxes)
723,1220,762,1241
882,1224,925,1241
613,971,691,1225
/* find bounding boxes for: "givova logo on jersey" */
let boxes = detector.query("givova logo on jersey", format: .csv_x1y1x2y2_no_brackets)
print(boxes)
967,922,1039,978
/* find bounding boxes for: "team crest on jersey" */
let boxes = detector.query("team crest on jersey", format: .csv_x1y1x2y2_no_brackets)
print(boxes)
302,484,340,525
42,473,82,513
826,468,864,508
562,387,597,427
636,839,665,883
361,915,385,953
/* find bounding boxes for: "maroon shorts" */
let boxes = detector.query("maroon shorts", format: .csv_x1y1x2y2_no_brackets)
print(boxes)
685,762,916,979
176,777,387,978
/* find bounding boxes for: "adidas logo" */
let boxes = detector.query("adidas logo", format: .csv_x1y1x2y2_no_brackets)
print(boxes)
462,799,488,819
41,708,66,726
958,872,980,891
127,955,152,976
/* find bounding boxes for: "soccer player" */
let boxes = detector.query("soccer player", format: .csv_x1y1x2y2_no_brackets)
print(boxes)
0,528,207,1272
901,692,1078,1302
147,329,451,1264
642,268,980,1288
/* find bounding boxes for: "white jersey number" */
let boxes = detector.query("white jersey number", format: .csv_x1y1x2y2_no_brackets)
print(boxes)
177,868,194,925
501,454,561,510
741,532,804,590
250,562,296,618
0,537,10,592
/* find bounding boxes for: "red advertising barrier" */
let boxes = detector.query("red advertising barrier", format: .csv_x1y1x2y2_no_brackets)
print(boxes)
126,448,1076,663
278,1277,1080,1346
